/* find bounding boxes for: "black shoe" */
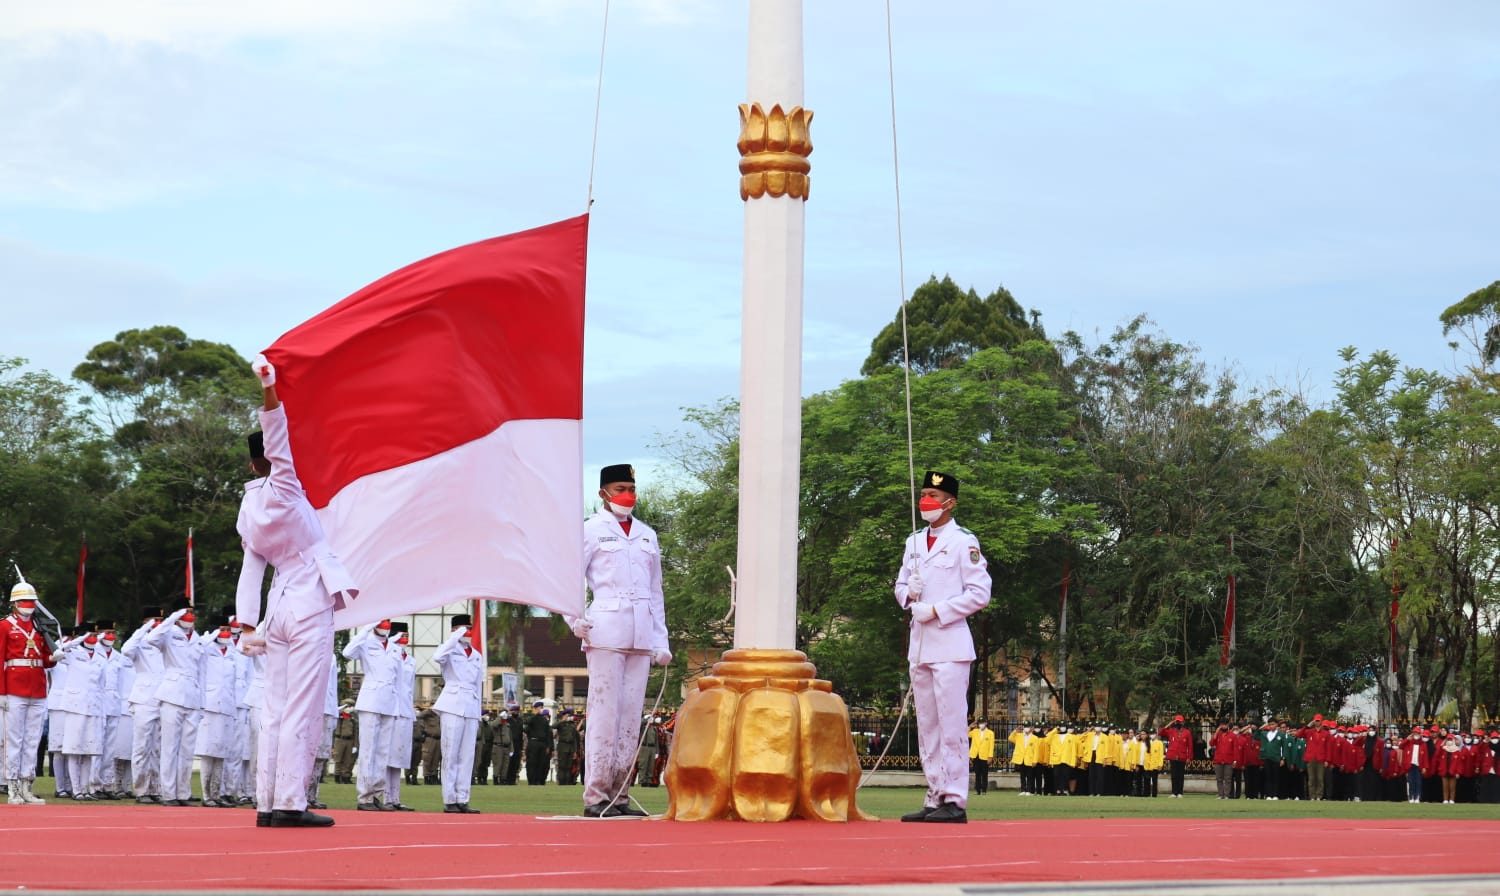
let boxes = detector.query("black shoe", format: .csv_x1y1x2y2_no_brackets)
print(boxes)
256,812,272,828
900,805,937,822
615,804,648,817
391,802,415,812
73,793,96,802
459,803,481,814
356,802,382,811
583,801,627,818
237,796,254,806
925,802,967,823
164,799,189,807
201,797,222,808
377,800,398,812
135,795,159,805
268,809,334,828
55,790,72,799
444,803,463,813
308,800,328,810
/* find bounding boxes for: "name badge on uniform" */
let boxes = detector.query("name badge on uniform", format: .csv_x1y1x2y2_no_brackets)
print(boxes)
599,535,619,542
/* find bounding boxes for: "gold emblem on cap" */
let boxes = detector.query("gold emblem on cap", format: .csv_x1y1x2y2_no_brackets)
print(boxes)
931,473,944,485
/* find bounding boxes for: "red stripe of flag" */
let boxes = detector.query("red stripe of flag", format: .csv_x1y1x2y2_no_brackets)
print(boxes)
185,529,195,606
265,215,588,510
74,537,87,626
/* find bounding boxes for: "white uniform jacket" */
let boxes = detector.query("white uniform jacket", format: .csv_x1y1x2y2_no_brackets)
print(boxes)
577,511,667,651
97,647,125,717
343,629,399,717
432,632,484,719
148,624,204,711
893,521,992,664
52,644,104,716
199,640,239,716
234,403,358,629
121,621,164,706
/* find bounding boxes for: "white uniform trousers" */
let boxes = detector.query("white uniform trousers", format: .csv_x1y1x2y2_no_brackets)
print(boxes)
129,700,161,798
582,647,650,807
384,714,412,806
66,753,95,797
242,706,261,801
91,714,119,792
355,711,394,804
439,713,479,806
256,606,333,813
106,711,132,792
911,660,972,809
157,702,200,802
4,697,45,780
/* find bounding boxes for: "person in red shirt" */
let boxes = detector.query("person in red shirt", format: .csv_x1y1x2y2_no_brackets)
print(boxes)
1209,721,1238,799
1479,731,1499,804
1400,726,1431,803
1158,715,1193,798
1298,714,1331,801
1,581,57,805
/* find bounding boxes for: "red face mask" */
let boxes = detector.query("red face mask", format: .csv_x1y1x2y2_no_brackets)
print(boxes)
918,496,944,513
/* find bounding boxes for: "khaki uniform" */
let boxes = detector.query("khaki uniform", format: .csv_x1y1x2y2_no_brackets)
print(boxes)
419,708,442,783
332,713,357,783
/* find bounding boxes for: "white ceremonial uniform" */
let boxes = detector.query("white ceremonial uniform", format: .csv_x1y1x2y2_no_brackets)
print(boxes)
149,617,204,803
308,654,338,805
235,402,357,814
196,635,239,801
576,509,668,808
433,629,484,806
240,651,266,803
224,644,254,801
93,643,129,794
53,640,105,797
121,620,164,799
343,626,397,805
45,647,71,794
894,520,991,810
384,644,415,804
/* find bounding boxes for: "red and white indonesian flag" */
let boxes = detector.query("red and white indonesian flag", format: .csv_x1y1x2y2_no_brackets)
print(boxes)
263,215,588,628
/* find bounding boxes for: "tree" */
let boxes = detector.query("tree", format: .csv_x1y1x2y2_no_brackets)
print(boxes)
69,328,259,619
1439,280,1500,366
0,357,113,618
861,276,1046,375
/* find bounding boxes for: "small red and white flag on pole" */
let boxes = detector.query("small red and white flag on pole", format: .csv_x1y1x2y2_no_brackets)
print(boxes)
185,528,195,607
470,598,486,660
74,537,88,626
1221,572,1236,668
264,215,588,627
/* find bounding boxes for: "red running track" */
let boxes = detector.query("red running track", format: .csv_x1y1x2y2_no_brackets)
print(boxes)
4,806,1498,890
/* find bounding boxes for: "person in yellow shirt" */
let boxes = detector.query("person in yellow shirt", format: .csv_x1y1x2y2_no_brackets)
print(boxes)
1007,724,1029,794
1050,723,1080,795
1033,725,1052,794
1143,729,1166,797
968,720,995,795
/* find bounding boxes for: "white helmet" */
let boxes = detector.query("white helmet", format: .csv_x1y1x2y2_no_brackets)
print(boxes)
10,581,37,603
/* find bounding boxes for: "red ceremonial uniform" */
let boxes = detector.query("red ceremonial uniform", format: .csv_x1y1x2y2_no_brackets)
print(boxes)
1159,725,1193,762
0,614,55,698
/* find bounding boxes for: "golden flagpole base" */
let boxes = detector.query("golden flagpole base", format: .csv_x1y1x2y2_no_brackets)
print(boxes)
663,648,875,822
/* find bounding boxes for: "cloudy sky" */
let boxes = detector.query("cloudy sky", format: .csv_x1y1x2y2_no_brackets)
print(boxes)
3,1,1497,483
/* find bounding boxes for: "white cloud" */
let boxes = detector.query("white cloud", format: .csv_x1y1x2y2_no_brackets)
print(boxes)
0,0,470,47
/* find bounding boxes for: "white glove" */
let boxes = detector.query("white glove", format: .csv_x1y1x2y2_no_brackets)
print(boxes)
252,354,276,387
569,617,593,640
652,648,672,667
166,607,189,624
449,626,470,642
911,602,937,623
240,636,268,657
907,568,924,600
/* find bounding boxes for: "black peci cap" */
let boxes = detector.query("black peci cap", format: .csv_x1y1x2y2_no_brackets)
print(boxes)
389,621,409,635
451,614,471,628
922,470,959,497
599,463,635,487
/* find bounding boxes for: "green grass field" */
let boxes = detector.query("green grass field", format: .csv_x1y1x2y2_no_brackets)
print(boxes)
43,776,1498,821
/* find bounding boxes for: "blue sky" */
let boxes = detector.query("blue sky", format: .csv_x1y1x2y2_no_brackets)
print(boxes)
3,1,1497,485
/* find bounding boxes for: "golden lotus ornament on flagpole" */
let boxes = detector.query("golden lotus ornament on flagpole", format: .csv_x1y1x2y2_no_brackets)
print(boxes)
661,0,872,823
